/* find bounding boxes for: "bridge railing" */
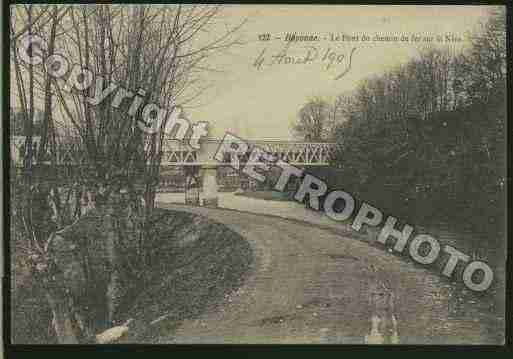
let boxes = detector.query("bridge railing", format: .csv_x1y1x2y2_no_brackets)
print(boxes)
160,139,337,166
11,136,338,166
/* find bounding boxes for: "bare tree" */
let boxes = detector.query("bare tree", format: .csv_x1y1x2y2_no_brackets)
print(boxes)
10,4,245,343
292,97,331,142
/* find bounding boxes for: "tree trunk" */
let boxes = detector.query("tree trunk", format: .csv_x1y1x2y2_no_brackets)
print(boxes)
44,286,80,344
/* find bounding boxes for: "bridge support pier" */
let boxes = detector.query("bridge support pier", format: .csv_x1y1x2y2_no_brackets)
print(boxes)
201,167,219,207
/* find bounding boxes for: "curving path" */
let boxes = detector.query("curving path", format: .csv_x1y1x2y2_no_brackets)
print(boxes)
156,203,495,344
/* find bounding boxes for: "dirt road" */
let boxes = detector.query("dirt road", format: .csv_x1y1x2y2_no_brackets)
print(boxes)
157,203,495,344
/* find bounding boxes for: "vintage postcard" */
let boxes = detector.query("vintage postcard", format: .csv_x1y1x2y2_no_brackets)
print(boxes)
7,4,507,345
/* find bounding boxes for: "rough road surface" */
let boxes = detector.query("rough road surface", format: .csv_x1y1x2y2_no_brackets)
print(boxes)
157,203,494,344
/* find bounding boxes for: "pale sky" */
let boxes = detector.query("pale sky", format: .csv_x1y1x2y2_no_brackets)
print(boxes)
10,5,497,141
186,5,494,140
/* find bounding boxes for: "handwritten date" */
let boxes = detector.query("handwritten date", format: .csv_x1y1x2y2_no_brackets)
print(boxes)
253,44,357,80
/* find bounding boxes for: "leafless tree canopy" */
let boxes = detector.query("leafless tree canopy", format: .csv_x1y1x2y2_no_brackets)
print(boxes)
10,4,245,343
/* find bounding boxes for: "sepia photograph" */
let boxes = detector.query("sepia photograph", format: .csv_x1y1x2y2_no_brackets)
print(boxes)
5,3,508,347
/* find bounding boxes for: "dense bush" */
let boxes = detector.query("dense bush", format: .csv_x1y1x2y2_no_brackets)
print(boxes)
294,9,506,260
